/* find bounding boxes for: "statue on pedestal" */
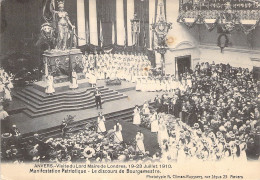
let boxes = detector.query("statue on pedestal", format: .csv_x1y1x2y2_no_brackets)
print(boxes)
37,0,84,85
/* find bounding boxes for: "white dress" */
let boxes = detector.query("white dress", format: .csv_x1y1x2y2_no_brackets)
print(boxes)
7,81,14,89
186,78,192,88
136,133,145,153
114,124,123,143
133,108,141,125
150,113,159,132
142,104,150,115
157,123,169,147
45,76,55,94
89,73,97,85
0,84,4,92
239,143,247,163
70,72,78,89
0,109,9,120
3,88,12,101
97,116,106,133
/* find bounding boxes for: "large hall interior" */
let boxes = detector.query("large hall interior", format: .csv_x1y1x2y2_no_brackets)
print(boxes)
0,0,259,163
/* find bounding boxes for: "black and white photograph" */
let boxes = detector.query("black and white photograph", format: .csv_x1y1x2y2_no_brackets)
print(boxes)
0,0,260,179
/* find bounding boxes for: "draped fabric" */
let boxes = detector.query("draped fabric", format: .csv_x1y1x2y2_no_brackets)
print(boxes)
77,0,86,46
134,0,150,47
164,0,167,21
96,0,116,46
149,0,156,49
126,0,135,46
80,0,156,51
155,0,158,22
89,0,98,45
84,0,90,44
124,0,128,46
65,0,77,26
116,0,125,45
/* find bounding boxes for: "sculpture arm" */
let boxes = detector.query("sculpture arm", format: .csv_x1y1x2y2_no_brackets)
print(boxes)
50,0,58,14
66,14,75,29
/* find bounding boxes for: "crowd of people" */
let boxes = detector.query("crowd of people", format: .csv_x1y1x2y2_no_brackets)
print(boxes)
82,51,152,83
1,113,150,163
0,67,14,135
146,62,259,160
1,61,259,163
136,75,191,92
0,67,13,102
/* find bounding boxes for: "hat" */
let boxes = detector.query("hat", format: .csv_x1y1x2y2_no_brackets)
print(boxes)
185,131,190,137
194,123,199,128
1,133,12,138
219,138,225,143
83,147,95,158
196,129,202,135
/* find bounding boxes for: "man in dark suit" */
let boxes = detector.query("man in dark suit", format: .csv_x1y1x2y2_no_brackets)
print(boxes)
60,120,68,138
94,87,102,109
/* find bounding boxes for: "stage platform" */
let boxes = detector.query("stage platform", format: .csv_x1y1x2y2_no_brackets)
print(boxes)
33,73,89,92
8,80,163,135
12,81,128,118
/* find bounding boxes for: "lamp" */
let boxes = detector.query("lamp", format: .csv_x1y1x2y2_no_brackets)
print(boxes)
151,0,172,75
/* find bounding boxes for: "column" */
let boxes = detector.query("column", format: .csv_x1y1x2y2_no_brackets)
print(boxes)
149,0,156,49
89,0,98,45
127,0,134,46
116,0,125,45
77,0,86,46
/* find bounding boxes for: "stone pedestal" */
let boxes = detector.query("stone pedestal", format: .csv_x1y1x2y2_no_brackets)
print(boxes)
43,48,84,77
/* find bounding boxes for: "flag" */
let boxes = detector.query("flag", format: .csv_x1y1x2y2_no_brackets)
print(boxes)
99,20,103,47
111,22,114,44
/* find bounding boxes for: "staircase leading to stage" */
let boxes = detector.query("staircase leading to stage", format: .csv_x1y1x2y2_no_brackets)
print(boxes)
19,101,156,142
20,107,135,142
13,86,128,118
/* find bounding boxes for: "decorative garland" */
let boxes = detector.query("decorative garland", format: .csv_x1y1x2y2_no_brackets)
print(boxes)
177,13,260,35
237,18,260,35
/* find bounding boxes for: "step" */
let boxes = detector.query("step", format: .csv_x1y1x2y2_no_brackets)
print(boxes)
26,85,103,98
23,103,96,118
42,115,134,140
24,91,121,112
17,86,109,102
21,107,135,141
23,93,127,118
16,89,117,109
